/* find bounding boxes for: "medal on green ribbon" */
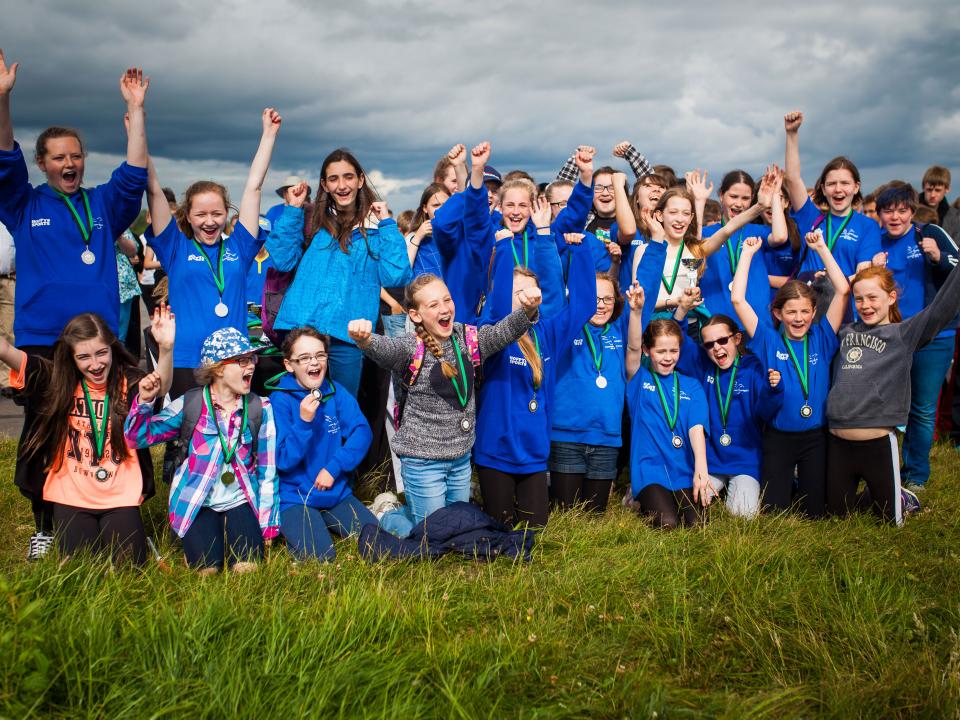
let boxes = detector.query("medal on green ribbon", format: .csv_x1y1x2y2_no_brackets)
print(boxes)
204,386,249,484
81,379,111,481
527,329,542,413
192,238,229,316
714,356,739,447
510,230,529,268
824,211,854,252
661,246,683,295
448,335,473,432
781,333,813,417
56,189,96,264
652,370,683,448
583,323,609,389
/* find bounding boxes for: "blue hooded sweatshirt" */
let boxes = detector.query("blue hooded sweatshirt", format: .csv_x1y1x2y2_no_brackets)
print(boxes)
431,191,489,323
0,143,147,345
271,372,372,512
473,226,596,473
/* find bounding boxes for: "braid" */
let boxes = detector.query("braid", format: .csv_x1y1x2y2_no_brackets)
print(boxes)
415,324,458,379
517,332,543,387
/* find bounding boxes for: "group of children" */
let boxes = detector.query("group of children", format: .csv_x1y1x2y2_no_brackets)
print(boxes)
2,53,959,570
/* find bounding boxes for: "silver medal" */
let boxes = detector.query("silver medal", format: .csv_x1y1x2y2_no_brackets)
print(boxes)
800,404,813,418
719,433,732,447
460,418,471,433
94,467,109,482
214,302,229,318
81,249,96,265
595,375,608,389
671,434,683,449
528,398,539,413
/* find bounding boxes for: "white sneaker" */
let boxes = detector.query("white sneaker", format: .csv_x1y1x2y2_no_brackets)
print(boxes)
27,532,54,561
369,492,402,519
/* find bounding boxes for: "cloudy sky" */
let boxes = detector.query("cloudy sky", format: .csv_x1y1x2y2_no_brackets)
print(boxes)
6,0,960,214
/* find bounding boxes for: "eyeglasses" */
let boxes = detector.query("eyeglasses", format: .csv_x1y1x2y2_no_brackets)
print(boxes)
291,352,328,365
702,335,734,351
594,184,614,195
549,200,568,208
596,296,615,306
226,354,259,368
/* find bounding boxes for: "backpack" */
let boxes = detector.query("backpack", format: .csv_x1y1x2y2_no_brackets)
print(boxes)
261,266,296,347
171,388,264,471
393,325,480,431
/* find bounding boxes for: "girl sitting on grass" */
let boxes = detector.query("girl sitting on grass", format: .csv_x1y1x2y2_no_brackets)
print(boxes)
0,307,174,565
125,327,279,573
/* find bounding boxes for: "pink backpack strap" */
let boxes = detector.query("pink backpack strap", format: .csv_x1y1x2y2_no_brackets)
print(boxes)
406,338,427,386
464,324,481,368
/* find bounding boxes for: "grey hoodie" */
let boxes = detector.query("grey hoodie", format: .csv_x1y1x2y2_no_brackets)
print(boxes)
828,262,960,429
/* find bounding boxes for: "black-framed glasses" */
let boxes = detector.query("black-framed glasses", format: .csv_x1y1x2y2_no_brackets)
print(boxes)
292,352,328,365
549,200,568,208
594,184,614,195
596,296,615,306
702,335,734,351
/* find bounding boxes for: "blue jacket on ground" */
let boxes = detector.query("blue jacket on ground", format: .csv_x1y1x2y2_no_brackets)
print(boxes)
0,142,147,345
267,206,412,343
271,372,372,512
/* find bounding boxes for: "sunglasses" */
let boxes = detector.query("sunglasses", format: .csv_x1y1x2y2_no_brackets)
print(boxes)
702,335,734,351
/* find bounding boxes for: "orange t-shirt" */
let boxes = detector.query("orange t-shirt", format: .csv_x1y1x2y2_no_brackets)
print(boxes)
12,355,143,509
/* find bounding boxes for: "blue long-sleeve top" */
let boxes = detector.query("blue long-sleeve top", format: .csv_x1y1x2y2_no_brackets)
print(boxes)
551,240,667,448
270,372,372,512
432,191,489,323
267,206,412,343
676,332,783,478
699,223,777,322
0,142,146,345
474,228,597,474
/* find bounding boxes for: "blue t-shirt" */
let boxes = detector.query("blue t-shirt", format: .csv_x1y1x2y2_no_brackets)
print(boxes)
627,368,709,496
792,198,881,278
701,222,775,320
747,315,839,431
148,221,262,367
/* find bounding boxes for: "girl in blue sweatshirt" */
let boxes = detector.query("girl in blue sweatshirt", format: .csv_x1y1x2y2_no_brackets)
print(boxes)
145,108,282,398
474,210,596,527
731,232,849,518
674,290,784,518
270,327,375,561
625,312,711,530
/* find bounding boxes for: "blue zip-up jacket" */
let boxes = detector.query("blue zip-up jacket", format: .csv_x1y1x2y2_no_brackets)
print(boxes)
551,240,667,447
431,191,489,323
474,229,596,473
676,334,783,478
267,206,412,343
271,372,372,512
0,142,147,345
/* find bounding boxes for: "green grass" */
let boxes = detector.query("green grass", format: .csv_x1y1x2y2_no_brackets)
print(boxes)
1,440,959,718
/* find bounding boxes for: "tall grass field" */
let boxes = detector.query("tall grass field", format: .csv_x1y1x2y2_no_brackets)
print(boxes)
1,439,958,719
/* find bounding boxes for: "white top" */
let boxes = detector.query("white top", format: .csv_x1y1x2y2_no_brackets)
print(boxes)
0,222,15,275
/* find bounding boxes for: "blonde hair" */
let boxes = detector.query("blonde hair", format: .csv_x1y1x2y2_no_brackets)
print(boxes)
498,178,537,206
405,274,458,379
514,267,543,387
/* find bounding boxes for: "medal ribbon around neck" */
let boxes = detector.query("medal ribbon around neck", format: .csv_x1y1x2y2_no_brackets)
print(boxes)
781,332,810,400
652,370,680,434
661,246,683,294
56,189,94,247
510,230,529,267
448,335,469,408
203,386,248,468
81,379,110,464
714,355,739,431
824,211,854,252
192,238,226,296
582,323,609,375
720,218,746,275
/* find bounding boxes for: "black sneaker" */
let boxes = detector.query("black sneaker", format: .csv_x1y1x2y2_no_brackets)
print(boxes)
26,532,54,561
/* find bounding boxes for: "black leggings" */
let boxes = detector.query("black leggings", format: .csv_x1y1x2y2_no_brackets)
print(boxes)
637,484,700,529
52,504,147,565
826,432,902,524
549,473,612,513
761,427,826,518
477,466,549,527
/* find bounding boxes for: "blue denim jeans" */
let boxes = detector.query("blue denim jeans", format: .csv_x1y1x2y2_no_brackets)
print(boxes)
327,338,363,398
903,334,955,485
182,503,263,569
280,495,377,561
379,454,472,537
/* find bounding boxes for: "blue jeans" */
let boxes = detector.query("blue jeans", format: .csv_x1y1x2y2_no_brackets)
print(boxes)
903,334,954,485
327,338,363,397
280,495,377,561
182,503,263,569
379,454,472,537
381,313,408,337
118,298,134,343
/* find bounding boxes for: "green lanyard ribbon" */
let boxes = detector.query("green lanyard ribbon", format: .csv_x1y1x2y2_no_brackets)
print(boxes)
824,211,854,252
81,379,110,463
510,230,529,268
192,239,226,295
661,246,683,294
714,356,739,430
582,323,609,374
448,335,469,408
203,386,248,466
56,189,94,245
652,371,680,432
781,333,809,399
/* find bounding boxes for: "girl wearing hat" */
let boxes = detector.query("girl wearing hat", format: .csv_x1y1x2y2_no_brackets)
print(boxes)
125,327,279,573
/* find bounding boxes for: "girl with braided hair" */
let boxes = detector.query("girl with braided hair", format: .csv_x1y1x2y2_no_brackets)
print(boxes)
348,265,541,538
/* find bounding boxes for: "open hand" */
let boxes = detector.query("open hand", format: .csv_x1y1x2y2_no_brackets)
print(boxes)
150,303,176,350
625,282,645,312
685,169,713,202
119,67,149,107
0,49,19,96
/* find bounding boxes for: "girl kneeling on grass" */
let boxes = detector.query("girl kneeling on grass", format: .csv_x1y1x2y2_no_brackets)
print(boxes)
348,267,540,537
0,308,174,564
125,327,278,573
270,327,376,559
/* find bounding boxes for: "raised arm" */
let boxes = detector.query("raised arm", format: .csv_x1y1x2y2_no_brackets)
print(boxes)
624,283,646,380
612,141,654,179
265,182,308,272
0,49,18,151
613,171,637,241
805,230,850,332
551,147,596,237
730,236,763,337
758,165,788,246
783,111,808,212
699,202,766,257
685,169,714,239
145,157,172,236
119,67,149,169
238,108,282,237
448,143,468,193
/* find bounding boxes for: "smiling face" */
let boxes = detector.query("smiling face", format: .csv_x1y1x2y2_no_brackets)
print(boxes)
853,277,897,326
720,182,753,221
187,191,229,245
591,277,616,326
322,159,365,210
822,168,860,215
701,323,741,370
37,136,85,195
634,180,665,213
501,187,533,234
283,335,328,390
409,278,456,339
878,202,914,238
644,334,680,375
72,337,112,386
593,172,616,217
656,196,694,242
773,297,815,339
215,354,257,396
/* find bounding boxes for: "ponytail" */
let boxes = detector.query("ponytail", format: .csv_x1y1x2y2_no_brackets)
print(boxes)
517,332,543,387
